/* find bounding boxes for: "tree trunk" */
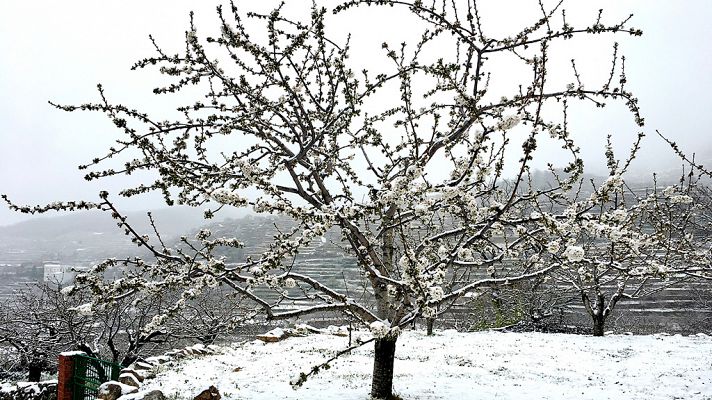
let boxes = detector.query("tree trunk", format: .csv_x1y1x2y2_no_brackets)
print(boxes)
592,316,605,337
27,364,42,382
121,353,138,368
426,318,435,336
371,338,397,399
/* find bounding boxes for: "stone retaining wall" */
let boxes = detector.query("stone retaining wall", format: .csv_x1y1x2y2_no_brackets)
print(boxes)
0,381,57,400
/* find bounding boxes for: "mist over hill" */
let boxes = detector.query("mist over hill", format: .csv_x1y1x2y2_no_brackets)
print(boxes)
0,206,247,262
0,164,705,264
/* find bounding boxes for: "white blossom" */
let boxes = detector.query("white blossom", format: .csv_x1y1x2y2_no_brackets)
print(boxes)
547,241,560,254
186,29,197,43
563,245,585,262
657,264,669,276
611,209,627,222
211,188,247,207
670,195,693,205
497,114,521,131
414,204,428,216
609,229,623,241
437,245,449,259
603,174,623,190
387,284,398,297
422,306,436,318
203,274,219,288
428,286,444,302
457,247,474,261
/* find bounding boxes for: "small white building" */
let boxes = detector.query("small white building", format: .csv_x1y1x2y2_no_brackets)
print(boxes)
43,263,75,286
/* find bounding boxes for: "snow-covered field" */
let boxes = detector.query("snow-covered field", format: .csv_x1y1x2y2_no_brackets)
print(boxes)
144,330,712,400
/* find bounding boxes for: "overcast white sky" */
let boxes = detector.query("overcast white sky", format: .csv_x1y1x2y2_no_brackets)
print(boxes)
1,0,711,226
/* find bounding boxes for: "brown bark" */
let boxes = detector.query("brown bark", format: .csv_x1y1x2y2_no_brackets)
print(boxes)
592,315,605,337
426,318,435,336
28,363,42,382
371,338,397,399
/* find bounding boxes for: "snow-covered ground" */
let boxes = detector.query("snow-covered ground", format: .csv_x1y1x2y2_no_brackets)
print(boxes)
143,330,712,400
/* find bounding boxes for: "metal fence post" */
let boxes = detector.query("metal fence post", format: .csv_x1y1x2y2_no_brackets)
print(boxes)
57,351,86,400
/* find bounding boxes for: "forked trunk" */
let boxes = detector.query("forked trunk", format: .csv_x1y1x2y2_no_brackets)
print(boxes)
371,338,397,399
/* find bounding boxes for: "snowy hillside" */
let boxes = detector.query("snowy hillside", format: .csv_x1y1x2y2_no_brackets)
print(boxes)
143,330,712,400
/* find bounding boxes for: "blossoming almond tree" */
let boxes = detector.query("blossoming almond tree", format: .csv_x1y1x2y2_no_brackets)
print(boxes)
543,140,705,336
4,1,648,398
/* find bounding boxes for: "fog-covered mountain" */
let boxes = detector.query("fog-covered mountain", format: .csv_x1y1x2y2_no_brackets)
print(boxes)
0,207,246,262
1,161,708,264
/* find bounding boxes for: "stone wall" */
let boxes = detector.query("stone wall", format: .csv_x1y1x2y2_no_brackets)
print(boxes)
0,381,57,400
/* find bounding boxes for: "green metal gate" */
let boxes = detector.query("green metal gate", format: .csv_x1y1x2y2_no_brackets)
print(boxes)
72,354,122,400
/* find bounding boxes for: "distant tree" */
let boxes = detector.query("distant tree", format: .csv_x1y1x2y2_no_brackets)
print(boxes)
541,141,705,336
0,283,92,381
4,1,654,398
446,275,574,333
0,282,252,381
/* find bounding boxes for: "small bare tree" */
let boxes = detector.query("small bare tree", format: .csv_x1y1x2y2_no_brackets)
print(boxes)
0,282,252,381
0,283,95,381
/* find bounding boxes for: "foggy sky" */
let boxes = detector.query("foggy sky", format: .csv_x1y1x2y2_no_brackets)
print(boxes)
1,0,712,226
